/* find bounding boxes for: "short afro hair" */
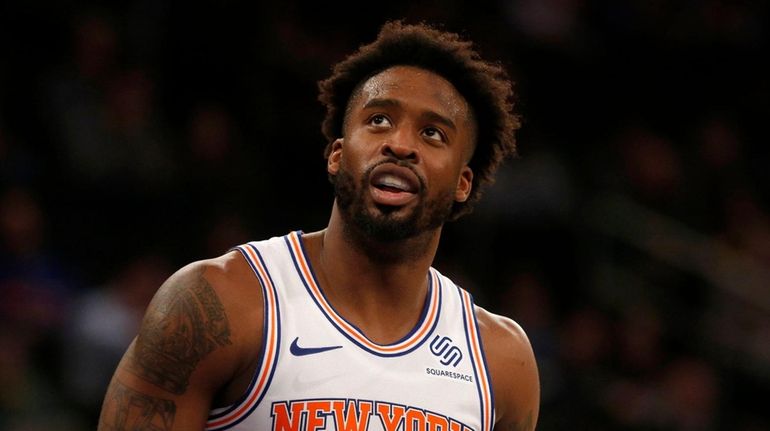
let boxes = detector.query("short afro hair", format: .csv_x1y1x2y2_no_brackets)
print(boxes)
318,20,520,220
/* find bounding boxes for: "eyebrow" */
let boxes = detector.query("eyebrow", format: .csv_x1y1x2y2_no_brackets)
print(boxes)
362,98,457,131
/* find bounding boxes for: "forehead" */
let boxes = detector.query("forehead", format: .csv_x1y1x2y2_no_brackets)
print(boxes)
352,66,472,122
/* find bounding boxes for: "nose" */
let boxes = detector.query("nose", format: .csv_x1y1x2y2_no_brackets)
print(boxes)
381,128,420,163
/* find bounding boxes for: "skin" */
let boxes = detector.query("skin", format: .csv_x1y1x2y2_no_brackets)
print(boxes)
98,65,539,431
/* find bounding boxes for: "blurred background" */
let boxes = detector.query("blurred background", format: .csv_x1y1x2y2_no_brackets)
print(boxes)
1,1,768,430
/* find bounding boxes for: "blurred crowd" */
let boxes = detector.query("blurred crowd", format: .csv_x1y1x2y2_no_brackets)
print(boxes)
1,1,768,430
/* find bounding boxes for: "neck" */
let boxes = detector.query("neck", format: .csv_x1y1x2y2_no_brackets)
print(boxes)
326,202,441,278
302,203,442,343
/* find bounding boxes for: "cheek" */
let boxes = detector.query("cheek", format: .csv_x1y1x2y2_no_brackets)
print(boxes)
424,159,459,191
340,136,377,171
338,149,357,171
337,149,369,183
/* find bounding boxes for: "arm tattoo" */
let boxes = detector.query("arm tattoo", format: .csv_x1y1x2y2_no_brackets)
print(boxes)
508,411,534,431
99,379,176,430
127,273,232,394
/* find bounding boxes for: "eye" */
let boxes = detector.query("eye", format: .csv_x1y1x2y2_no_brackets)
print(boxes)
422,127,447,144
368,114,392,128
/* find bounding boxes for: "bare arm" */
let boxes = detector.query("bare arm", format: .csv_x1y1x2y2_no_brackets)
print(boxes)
476,307,541,431
98,253,261,430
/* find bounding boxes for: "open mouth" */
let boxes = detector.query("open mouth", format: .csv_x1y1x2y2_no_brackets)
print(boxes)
369,163,420,206
373,174,416,193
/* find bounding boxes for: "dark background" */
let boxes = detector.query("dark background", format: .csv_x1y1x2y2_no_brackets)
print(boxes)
1,1,769,429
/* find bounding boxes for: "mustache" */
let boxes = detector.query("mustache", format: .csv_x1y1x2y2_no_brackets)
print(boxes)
364,158,426,192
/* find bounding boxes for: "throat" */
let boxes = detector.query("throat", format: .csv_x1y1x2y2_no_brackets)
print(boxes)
324,277,433,345
343,217,439,265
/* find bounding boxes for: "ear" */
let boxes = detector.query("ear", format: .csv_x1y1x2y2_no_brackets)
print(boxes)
327,138,344,175
454,165,473,202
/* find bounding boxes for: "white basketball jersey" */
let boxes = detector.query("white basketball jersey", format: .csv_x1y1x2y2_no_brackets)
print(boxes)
206,231,494,431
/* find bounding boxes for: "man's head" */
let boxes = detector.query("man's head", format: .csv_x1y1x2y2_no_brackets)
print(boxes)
327,65,475,242
319,21,520,222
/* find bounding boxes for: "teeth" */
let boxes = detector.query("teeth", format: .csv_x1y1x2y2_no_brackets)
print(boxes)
377,174,409,191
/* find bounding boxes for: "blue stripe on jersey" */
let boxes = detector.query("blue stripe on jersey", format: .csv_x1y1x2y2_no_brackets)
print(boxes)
468,294,495,430
459,287,491,431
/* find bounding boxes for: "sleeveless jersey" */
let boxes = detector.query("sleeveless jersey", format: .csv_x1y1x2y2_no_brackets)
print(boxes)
205,231,494,431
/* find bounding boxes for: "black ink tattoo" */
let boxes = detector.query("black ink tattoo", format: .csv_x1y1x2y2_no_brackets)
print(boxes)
127,273,232,394
99,380,176,430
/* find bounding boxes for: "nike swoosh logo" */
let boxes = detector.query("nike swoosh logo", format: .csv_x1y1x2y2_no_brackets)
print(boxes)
290,337,343,356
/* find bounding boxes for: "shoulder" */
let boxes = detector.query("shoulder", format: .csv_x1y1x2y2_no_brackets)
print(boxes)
153,250,261,331
141,249,264,388
98,248,265,428
163,248,261,313
474,306,540,431
174,247,264,334
474,306,533,366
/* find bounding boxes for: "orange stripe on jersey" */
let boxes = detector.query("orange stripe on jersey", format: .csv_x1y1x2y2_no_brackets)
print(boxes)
206,244,280,430
461,290,494,431
287,231,440,355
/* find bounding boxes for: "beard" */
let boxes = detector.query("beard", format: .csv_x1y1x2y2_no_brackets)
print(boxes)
333,160,455,242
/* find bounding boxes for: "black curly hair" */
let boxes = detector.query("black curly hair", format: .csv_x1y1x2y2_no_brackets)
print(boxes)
318,21,520,220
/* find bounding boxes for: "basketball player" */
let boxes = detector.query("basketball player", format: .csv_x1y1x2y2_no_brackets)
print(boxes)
98,21,540,431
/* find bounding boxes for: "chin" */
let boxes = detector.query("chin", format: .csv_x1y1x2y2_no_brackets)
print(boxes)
353,203,439,242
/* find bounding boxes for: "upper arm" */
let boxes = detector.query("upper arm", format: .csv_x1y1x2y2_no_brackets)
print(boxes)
98,253,261,430
477,307,540,431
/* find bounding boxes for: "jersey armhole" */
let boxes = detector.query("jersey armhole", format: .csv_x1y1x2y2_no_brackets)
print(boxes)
206,243,282,430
